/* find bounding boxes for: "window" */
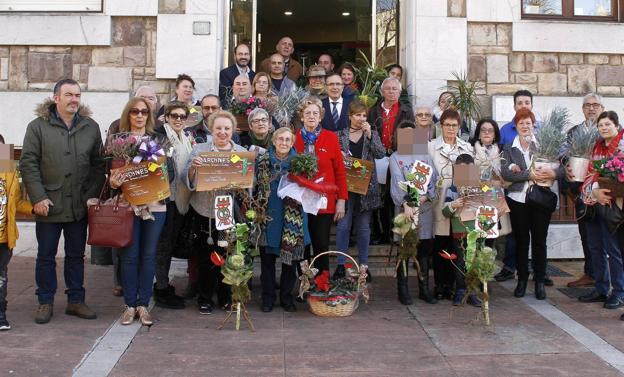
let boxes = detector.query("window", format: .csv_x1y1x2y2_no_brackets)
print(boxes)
0,0,102,12
522,0,620,21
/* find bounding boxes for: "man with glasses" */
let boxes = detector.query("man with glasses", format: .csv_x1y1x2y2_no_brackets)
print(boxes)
185,94,241,145
21,78,105,324
321,73,352,131
219,43,255,103
565,93,604,290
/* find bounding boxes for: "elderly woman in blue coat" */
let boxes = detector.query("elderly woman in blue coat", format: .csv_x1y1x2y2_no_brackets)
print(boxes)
255,127,310,313
389,120,438,305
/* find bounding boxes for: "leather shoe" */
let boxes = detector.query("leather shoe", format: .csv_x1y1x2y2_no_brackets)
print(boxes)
514,280,527,298
567,274,595,288
604,295,624,309
35,304,53,324
261,303,273,312
65,302,97,319
281,303,297,312
535,282,546,300
578,290,607,303
544,277,554,287
495,269,515,282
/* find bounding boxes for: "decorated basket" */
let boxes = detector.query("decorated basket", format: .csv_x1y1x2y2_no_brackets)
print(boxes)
305,251,368,317
598,177,624,198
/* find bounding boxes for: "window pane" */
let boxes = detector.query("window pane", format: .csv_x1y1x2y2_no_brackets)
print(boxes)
522,0,563,15
574,0,613,16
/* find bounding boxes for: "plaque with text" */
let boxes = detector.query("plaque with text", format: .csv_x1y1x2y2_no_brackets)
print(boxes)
195,151,256,191
344,157,373,195
112,157,171,205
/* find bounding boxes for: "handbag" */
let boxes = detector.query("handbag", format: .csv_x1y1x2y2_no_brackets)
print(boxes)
87,180,134,248
525,184,558,213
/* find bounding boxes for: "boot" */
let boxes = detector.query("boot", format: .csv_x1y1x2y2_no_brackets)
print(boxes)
535,281,546,300
397,264,413,305
417,257,437,304
154,284,185,309
0,308,9,331
514,280,527,298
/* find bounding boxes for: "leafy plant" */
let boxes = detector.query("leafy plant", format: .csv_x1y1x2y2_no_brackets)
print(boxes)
445,71,484,128
567,125,599,158
229,96,267,116
265,86,309,128
534,107,569,161
353,50,388,108
289,153,319,179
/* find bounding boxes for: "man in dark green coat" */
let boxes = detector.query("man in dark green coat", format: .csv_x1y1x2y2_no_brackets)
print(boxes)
20,79,105,324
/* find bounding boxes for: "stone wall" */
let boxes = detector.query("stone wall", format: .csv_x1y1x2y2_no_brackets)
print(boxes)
468,22,624,116
0,16,175,104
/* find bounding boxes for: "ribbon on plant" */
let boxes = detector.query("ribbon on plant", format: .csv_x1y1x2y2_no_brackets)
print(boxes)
132,139,165,164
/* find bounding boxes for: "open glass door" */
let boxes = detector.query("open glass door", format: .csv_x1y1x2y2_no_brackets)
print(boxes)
226,0,257,69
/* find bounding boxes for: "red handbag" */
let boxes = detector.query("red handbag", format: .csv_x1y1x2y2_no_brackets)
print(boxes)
87,181,134,248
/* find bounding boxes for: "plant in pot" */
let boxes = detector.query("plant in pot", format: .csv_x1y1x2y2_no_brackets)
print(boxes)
353,51,387,109
446,71,484,142
533,107,569,186
566,125,599,182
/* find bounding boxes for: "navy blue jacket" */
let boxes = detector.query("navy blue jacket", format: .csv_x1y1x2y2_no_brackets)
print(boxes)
218,65,255,103
321,96,352,132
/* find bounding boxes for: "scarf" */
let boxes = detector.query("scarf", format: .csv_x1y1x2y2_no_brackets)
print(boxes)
474,141,501,178
583,130,624,192
256,149,304,265
249,131,271,149
301,126,322,154
164,123,193,169
381,102,399,151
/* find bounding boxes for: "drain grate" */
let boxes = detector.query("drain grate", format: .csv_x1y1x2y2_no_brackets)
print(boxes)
528,264,573,277
557,287,594,299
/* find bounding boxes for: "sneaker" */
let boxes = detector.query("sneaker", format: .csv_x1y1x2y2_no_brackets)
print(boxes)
198,302,213,315
136,306,153,326
65,302,97,320
467,294,482,307
452,290,465,306
121,306,135,325
494,268,515,282
604,295,624,309
0,312,10,331
34,304,53,324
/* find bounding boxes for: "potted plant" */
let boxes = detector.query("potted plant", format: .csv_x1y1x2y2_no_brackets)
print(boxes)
353,51,387,109
566,125,599,182
265,87,308,128
446,71,484,141
229,96,267,132
592,152,624,198
533,107,569,186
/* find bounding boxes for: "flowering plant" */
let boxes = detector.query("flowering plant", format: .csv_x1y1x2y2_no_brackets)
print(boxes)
229,96,267,116
105,133,170,164
309,268,358,299
592,152,624,182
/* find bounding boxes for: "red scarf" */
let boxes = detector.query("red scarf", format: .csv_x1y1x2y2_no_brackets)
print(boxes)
381,102,399,151
583,129,624,192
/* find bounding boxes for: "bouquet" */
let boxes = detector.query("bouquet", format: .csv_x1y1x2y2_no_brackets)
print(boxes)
105,133,170,167
265,86,308,128
229,96,267,116
105,132,142,162
592,151,624,182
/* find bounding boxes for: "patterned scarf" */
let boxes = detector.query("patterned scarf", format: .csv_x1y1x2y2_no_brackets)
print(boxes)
301,126,321,154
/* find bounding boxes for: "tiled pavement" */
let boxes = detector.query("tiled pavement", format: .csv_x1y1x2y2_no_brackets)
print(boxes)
1,256,624,377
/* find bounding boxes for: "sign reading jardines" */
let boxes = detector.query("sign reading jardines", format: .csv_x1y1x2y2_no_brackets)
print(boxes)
194,152,256,191
111,157,171,205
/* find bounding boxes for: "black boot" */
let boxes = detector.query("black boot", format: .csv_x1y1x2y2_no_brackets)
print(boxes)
535,281,546,300
417,257,437,304
154,284,185,309
397,264,413,305
333,264,346,279
514,280,527,298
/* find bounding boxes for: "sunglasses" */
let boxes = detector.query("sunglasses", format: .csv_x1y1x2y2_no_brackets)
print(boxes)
169,113,188,120
129,108,150,116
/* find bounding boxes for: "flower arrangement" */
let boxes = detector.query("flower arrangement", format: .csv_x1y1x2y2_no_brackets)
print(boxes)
229,96,267,116
265,86,309,128
353,50,388,108
393,170,423,277
534,107,569,162
593,152,624,182
289,153,319,179
105,133,170,167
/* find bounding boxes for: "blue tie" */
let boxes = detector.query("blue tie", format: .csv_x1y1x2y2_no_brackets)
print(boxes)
332,102,339,125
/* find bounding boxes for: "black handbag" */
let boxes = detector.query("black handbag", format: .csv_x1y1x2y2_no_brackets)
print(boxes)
526,184,558,213
596,203,624,234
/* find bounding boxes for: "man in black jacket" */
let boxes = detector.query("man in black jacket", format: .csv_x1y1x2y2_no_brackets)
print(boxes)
218,43,255,103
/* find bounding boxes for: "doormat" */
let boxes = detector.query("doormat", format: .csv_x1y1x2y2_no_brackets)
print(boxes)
529,264,573,277
557,287,593,299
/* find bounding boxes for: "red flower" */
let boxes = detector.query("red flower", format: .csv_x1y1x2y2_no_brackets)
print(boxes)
344,263,353,269
438,251,457,260
210,251,225,266
314,270,330,292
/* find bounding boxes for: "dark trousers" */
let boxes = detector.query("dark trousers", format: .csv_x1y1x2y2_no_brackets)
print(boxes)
190,207,231,306
35,218,88,304
155,201,185,290
433,235,455,291
577,213,594,278
260,248,297,306
451,237,467,291
372,184,393,241
0,245,11,312
508,199,551,282
502,196,517,272
308,213,333,272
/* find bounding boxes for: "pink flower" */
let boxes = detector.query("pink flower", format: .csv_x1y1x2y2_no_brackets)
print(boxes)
618,173,624,182
245,108,251,115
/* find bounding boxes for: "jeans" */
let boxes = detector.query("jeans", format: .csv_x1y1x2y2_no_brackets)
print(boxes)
35,218,88,304
508,199,551,282
260,247,297,306
120,213,166,307
586,213,624,297
0,245,11,312
308,213,333,272
112,248,122,287
577,214,594,278
336,195,371,265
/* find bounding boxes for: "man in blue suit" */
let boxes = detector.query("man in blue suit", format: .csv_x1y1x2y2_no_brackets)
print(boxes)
219,43,255,103
321,73,352,132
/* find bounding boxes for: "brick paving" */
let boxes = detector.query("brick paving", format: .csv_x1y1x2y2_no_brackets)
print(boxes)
1,256,623,377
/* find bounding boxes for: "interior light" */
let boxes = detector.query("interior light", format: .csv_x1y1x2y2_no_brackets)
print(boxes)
284,11,293,16
342,12,350,16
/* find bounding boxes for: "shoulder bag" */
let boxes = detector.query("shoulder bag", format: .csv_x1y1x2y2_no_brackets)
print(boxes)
525,183,558,213
87,180,135,248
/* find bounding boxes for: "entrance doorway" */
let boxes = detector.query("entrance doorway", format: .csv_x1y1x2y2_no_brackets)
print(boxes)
226,0,399,74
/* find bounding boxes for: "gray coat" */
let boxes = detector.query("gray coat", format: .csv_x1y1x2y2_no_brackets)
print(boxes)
338,128,385,212
501,142,564,193
20,100,105,223
389,153,438,240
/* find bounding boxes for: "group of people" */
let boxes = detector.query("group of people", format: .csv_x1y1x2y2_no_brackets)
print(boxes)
1,35,623,332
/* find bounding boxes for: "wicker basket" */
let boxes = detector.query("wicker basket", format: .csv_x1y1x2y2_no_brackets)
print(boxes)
598,177,624,198
306,251,365,317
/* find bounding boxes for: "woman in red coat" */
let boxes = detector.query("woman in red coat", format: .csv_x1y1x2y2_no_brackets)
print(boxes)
294,96,348,273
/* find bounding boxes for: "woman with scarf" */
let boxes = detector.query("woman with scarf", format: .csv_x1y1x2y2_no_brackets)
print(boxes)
152,101,194,310
239,108,272,154
333,100,384,281
182,111,247,315
578,111,624,313
294,96,348,274
109,97,168,326
255,128,310,312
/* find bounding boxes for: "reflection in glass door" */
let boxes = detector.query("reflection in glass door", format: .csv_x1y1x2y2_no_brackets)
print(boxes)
227,0,256,69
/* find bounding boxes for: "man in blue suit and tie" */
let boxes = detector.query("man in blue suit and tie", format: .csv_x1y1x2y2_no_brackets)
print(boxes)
219,43,255,103
321,73,352,132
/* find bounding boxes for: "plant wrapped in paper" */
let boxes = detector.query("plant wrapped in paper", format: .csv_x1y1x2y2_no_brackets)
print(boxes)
592,152,624,197
392,181,421,278
533,107,569,186
265,86,309,128
298,251,369,317
566,124,599,182
353,50,387,108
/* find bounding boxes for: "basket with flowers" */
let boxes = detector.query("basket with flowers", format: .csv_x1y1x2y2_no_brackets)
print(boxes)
229,96,267,131
592,152,624,197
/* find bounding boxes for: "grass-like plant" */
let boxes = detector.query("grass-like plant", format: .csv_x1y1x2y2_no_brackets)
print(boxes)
567,124,599,158
446,71,484,127
534,107,570,161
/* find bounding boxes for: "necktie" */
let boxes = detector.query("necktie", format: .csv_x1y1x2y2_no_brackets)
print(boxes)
332,102,339,125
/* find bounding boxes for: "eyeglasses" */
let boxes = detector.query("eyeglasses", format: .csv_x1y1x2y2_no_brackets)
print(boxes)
169,113,188,120
251,117,269,125
129,108,150,117
480,128,495,134
416,113,432,118
303,111,320,116
442,123,459,129
202,106,220,111
583,103,603,109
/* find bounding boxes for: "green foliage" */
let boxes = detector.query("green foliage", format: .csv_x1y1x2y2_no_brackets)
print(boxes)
354,50,388,98
446,71,484,125
221,223,254,303
290,153,319,179
567,124,599,158
535,106,570,161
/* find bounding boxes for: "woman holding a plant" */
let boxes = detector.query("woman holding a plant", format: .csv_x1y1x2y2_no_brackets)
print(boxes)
580,111,624,310
294,96,348,273
255,128,311,312
501,109,561,300
109,97,168,325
